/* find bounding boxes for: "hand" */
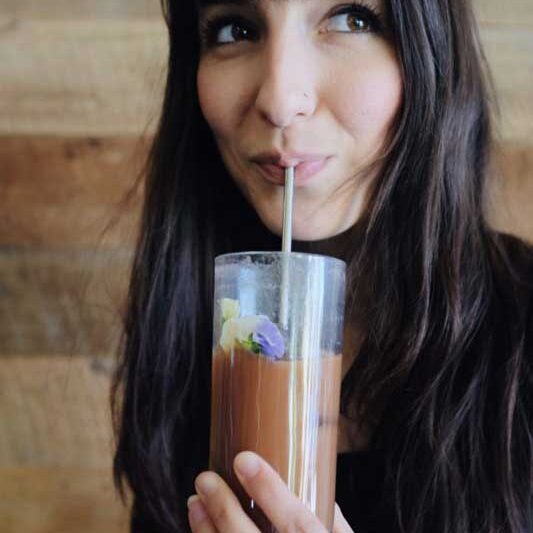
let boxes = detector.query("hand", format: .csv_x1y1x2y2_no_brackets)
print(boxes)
187,451,353,532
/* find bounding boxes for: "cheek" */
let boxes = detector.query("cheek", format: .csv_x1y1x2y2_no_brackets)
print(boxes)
331,57,402,147
197,61,251,141
197,62,231,138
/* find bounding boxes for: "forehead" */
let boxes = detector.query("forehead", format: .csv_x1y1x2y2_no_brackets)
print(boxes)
196,0,387,17
197,0,314,11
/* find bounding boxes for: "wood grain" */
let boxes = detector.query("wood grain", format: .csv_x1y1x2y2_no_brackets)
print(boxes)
0,0,160,21
0,467,129,533
0,2,531,141
0,356,117,466
0,18,167,135
0,249,130,356
475,0,533,26
0,2,531,533
0,355,130,532
0,136,145,248
481,26,533,142
1,136,531,249
0,145,529,359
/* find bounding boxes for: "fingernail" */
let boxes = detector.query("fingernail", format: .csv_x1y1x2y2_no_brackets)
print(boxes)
187,495,207,523
195,472,218,496
234,452,261,479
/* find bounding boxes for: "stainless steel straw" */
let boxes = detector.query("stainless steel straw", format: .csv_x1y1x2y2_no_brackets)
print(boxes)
280,166,295,328
281,167,296,489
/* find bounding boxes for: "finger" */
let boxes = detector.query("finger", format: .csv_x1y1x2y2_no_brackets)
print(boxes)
188,495,217,533
195,471,259,533
234,451,326,533
333,503,354,533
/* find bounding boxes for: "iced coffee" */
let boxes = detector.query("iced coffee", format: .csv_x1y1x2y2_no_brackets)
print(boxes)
210,252,346,532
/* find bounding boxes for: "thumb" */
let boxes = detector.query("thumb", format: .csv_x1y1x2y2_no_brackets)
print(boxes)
333,503,354,533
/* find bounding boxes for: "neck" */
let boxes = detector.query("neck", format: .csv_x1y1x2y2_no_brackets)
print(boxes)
292,220,364,262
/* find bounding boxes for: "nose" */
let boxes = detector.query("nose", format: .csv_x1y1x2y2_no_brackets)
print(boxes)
254,32,317,129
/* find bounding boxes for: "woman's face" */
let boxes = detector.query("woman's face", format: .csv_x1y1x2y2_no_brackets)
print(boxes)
197,0,402,240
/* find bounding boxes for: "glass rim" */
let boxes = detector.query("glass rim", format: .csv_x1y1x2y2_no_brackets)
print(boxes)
214,251,346,269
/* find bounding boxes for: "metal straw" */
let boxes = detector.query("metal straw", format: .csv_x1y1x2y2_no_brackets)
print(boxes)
280,166,294,328
281,167,296,488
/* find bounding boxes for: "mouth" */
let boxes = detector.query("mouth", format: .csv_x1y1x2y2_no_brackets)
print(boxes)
254,157,331,186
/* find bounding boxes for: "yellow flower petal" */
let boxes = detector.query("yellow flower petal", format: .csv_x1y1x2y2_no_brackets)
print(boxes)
221,298,240,322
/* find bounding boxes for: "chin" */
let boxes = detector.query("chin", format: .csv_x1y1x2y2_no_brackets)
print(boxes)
255,207,349,242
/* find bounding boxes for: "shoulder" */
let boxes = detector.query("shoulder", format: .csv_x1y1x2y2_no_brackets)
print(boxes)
488,231,533,318
486,233,533,532
482,232,533,385
489,232,533,285
486,231,533,388
491,231,533,277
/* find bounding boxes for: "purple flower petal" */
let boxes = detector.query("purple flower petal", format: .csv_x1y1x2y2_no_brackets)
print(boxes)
252,318,285,359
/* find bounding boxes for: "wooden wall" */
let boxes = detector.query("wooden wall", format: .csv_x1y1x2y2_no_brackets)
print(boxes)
0,2,162,531
0,1,532,532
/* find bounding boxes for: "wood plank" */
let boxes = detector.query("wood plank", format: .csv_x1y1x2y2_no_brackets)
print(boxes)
0,355,130,531
2,0,528,26
2,0,531,26
0,4,531,141
0,18,167,135
0,136,145,248
0,356,117,466
0,250,131,356
0,153,529,358
0,355,130,532
1,136,531,249
0,467,130,533
481,26,533,143
475,0,533,26
0,0,160,21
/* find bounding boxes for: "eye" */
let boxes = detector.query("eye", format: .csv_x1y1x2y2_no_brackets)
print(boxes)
198,2,383,51
199,15,257,48
213,22,249,45
325,3,382,34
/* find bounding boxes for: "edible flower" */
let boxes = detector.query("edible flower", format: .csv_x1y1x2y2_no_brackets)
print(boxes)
252,318,285,359
221,298,240,323
218,298,285,359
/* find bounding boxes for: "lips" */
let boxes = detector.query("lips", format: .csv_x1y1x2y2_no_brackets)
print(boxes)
255,157,331,186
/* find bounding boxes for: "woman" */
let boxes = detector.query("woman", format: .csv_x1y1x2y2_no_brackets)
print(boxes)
112,0,533,531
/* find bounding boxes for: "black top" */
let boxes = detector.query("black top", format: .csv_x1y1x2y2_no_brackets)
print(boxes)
336,451,397,532
129,233,533,533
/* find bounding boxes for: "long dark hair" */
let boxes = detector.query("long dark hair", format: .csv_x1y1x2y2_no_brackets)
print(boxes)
111,0,533,532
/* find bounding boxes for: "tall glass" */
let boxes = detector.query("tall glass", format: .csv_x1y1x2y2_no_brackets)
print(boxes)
209,252,346,532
